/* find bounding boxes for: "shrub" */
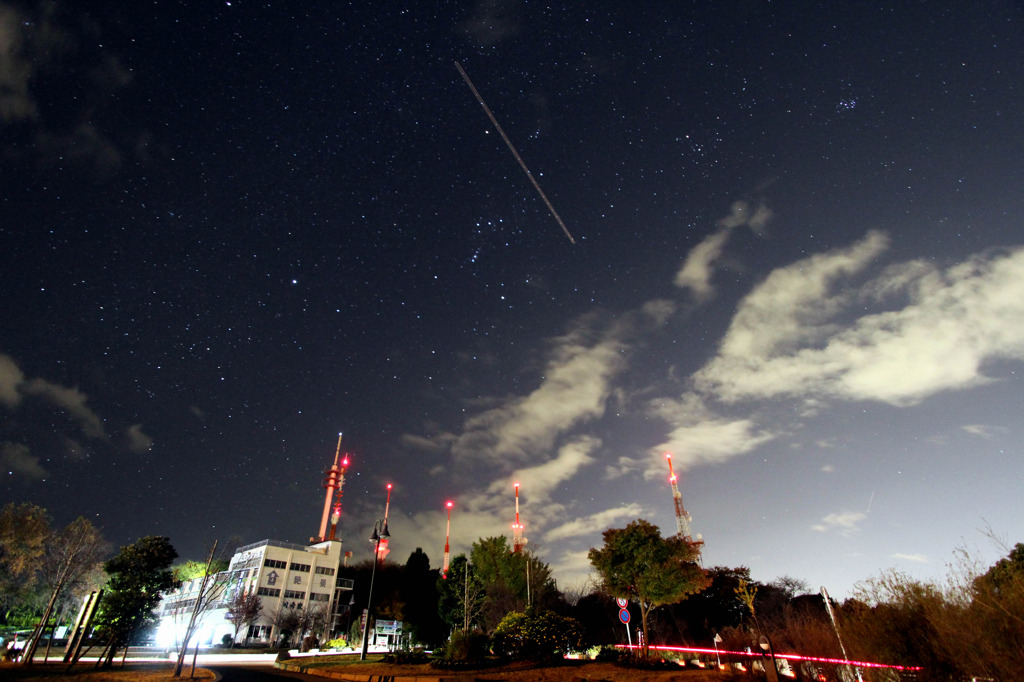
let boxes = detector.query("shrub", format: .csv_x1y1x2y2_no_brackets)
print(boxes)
437,628,489,663
325,637,347,649
491,610,586,659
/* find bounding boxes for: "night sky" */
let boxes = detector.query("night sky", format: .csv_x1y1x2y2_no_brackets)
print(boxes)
3,1,1023,600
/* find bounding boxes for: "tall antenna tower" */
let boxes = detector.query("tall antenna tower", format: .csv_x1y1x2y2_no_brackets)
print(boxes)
512,482,527,553
315,433,349,542
665,453,692,538
442,500,453,578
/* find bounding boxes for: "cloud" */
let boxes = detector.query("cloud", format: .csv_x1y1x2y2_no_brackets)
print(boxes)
452,302,674,463
1,441,48,480
488,436,600,503
891,553,929,563
674,230,732,301
812,511,866,536
695,233,1024,407
675,200,772,300
125,424,153,453
961,424,1006,439
0,4,38,122
21,378,106,439
399,432,456,455
545,504,645,542
646,393,775,473
0,353,25,408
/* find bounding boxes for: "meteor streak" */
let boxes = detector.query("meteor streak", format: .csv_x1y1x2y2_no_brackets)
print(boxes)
454,61,576,245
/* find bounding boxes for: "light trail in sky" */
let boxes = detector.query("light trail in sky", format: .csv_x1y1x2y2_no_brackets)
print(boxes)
454,60,576,245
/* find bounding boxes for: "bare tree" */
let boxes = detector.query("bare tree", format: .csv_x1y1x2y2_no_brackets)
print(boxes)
172,541,229,678
269,605,302,648
224,590,263,646
20,517,107,665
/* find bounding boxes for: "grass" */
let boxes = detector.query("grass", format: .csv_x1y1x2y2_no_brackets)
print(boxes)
279,653,747,681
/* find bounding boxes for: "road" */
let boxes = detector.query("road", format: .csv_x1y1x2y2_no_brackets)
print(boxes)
206,663,326,682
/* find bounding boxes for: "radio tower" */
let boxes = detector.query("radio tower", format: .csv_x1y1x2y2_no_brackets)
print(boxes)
316,433,349,542
376,484,393,560
512,482,527,553
442,500,453,578
665,453,692,538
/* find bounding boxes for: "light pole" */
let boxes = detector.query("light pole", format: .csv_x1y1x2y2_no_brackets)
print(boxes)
759,634,780,682
359,518,390,660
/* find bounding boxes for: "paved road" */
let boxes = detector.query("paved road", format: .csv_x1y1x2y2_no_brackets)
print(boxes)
206,663,326,682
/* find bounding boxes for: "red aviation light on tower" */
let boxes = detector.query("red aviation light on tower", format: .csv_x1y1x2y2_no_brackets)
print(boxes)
442,500,454,578
317,433,348,542
512,482,526,553
665,453,692,539
377,484,393,560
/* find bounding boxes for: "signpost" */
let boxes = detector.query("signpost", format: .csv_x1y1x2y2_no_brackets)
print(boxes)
616,600,631,646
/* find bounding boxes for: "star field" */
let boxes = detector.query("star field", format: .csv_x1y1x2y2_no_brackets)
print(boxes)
2,1,1024,598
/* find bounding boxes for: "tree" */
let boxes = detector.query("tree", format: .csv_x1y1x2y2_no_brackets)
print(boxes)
269,605,302,647
437,555,485,632
470,537,561,632
19,517,107,664
0,502,50,614
224,589,262,647
171,558,229,581
92,536,179,668
588,519,708,657
400,548,446,646
172,541,230,677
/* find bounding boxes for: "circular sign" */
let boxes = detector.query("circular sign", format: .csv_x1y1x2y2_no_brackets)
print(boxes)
618,608,630,624
615,598,628,608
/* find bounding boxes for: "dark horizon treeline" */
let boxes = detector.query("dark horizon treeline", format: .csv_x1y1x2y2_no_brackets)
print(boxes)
3,500,1022,680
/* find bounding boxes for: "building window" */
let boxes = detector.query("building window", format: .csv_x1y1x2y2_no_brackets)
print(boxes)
283,590,305,600
310,592,329,602
257,587,281,597
314,566,335,576
264,558,287,569
289,562,311,572
248,624,272,640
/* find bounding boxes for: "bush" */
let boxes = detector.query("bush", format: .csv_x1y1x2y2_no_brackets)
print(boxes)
491,610,586,660
436,628,489,663
325,637,348,649
593,644,623,662
383,651,429,664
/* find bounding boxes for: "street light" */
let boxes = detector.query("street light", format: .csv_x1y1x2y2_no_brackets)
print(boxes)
359,518,390,660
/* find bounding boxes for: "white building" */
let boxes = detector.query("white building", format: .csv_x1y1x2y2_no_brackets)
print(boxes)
156,538,353,649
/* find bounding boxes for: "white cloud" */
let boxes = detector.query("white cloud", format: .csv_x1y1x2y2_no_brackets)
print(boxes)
0,4,37,122
22,378,106,439
452,302,673,463
0,353,25,408
891,553,929,563
126,424,153,453
399,432,455,454
1,441,47,480
549,547,597,590
695,233,1024,407
489,436,600,502
646,393,775,473
544,504,645,542
674,200,772,300
675,229,732,300
812,511,866,536
960,424,1006,439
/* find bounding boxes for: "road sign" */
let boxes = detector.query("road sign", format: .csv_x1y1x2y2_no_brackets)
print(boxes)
615,598,628,608
618,608,630,624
